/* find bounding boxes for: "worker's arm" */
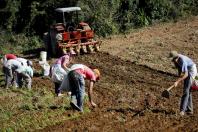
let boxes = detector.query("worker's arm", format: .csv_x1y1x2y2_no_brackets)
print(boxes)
173,61,181,76
178,68,182,77
174,71,188,87
62,56,72,71
88,81,97,107
30,68,33,78
62,63,70,71
62,60,70,71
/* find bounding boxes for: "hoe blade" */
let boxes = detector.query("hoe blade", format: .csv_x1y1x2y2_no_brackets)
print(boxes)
161,90,170,98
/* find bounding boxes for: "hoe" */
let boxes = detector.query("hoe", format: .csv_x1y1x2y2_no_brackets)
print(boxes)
161,85,175,98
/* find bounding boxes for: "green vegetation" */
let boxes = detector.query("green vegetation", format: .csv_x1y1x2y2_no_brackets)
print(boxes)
0,0,197,37
0,0,197,131
0,87,87,131
0,72,88,131
0,31,42,55
0,0,197,54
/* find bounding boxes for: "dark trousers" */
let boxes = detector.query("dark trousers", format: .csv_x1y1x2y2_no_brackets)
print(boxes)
68,70,85,111
54,82,61,95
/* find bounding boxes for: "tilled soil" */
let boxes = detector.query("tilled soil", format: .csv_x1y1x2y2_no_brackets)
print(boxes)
38,16,198,131
39,52,198,132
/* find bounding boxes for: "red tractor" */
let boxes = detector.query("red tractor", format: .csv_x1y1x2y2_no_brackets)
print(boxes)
44,7,101,57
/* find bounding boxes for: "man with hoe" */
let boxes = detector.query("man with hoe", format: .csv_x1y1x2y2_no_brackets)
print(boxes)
169,51,197,116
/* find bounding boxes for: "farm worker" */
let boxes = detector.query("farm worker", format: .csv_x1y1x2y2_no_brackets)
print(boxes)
15,57,33,87
1,54,17,79
169,51,197,116
1,53,17,65
4,59,22,88
1,54,17,70
16,60,33,89
68,64,100,112
50,53,73,96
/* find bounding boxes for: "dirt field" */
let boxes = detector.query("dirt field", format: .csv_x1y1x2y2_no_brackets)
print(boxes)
37,16,198,131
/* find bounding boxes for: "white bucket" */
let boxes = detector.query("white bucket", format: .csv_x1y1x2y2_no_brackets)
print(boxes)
43,63,50,76
40,51,47,62
39,61,50,76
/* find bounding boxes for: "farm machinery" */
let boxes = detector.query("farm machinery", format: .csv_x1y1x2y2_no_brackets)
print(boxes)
44,7,101,57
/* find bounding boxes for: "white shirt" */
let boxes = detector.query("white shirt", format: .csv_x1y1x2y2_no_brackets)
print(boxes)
16,58,28,66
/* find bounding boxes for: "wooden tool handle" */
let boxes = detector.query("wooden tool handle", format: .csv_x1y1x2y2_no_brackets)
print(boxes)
167,85,175,91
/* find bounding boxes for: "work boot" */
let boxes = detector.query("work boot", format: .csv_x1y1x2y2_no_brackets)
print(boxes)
57,93,64,97
179,111,185,116
67,92,71,95
186,111,193,115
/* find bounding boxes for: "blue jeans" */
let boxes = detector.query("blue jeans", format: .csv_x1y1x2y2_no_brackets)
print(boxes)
180,76,193,112
68,70,85,111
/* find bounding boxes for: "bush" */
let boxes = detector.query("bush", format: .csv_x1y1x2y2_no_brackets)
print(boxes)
0,30,42,55
0,0,197,37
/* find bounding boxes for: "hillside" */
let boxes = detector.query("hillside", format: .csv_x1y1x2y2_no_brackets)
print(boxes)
42,16,198,131
0,16,198,131
101,16,198,74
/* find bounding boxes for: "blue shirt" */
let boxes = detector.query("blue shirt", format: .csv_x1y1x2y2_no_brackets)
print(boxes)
25,66,34,77
16,66,34,77
178,54,195,73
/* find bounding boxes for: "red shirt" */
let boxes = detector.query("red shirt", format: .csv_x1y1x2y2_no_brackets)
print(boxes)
5,54,17,60
75,65,96,81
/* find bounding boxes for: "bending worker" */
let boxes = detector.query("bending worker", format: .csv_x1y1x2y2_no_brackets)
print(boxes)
169,51,197,116
4,59,22,88
68,64,100,112
1,54,17,86
16,60,33,89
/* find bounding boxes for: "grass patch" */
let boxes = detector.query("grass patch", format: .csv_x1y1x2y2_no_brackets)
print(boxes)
0,86,90,131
